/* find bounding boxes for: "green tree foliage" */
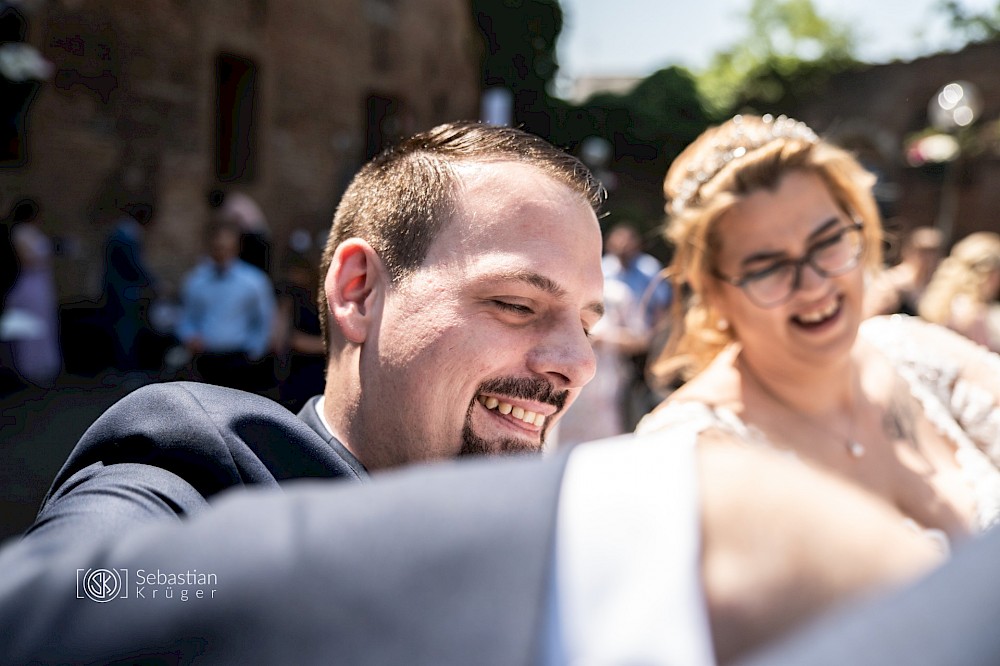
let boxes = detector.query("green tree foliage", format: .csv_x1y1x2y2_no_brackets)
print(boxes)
549,67,712,234
575,67,711,172
698,0,858,115
470,0,710,180
473,0,565,137
939,0,1000,42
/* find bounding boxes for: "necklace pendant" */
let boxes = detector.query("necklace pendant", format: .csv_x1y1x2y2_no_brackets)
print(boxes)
848,440,866,458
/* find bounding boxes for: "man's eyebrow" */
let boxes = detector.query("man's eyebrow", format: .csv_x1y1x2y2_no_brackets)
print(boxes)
490,269,605,318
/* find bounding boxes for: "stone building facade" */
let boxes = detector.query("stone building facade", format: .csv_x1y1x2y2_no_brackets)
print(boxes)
791,40,1000,255
1,0,482,299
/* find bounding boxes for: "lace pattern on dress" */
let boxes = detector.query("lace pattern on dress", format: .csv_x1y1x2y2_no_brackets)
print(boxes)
638,315,1000,533
860,315,1000,531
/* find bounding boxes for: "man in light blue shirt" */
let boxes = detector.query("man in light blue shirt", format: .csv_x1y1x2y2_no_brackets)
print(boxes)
600,223,674,427
601,223,672,327
176,220,276,391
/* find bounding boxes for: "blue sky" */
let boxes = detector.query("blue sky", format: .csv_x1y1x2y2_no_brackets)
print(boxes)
556,0,997,82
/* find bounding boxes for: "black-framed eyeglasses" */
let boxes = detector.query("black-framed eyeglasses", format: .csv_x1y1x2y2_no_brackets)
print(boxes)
712,221,865,308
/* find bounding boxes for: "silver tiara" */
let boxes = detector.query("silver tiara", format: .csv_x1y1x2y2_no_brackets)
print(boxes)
668,114,819,216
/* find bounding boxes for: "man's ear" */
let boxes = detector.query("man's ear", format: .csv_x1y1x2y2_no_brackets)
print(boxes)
324,239,386,344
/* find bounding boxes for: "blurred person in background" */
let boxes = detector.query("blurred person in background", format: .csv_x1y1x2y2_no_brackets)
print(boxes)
0,203,16,311
175,218,276,393
0,197,60,387
553,277,649,447
919,231,1000,352
273,250,325,412
602,223,672,324
601,223,673,427
644,115,1000,585
0,200,20,391
100,202,157,374
864,224,943,317
210,188,272,276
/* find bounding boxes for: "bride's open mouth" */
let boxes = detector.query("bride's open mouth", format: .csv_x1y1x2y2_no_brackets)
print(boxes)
791,295,843,330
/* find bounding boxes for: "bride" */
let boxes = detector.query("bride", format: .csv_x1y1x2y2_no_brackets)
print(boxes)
643,114,1000,547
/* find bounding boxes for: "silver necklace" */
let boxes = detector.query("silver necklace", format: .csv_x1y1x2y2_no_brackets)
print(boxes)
739,356,866,459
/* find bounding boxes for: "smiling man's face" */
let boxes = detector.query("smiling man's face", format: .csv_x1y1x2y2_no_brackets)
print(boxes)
353,161,605,465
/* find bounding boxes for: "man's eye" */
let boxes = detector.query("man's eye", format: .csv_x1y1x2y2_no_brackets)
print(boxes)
492,300,533,315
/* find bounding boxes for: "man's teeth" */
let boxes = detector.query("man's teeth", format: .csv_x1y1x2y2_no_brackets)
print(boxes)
798,300,839,323
478,395,546,426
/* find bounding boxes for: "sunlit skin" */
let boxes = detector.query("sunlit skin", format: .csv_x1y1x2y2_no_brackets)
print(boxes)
672,169,979,539
324,161,605,470
709,170,865,383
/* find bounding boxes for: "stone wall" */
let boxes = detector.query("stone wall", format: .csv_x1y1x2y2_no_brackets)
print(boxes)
791,40,1000,253
1,0,481,299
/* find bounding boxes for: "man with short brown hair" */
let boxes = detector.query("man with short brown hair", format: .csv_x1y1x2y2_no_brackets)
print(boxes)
22,121,608,539
306,120,606,470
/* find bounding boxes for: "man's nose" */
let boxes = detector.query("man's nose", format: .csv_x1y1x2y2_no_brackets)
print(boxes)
526,322,597,389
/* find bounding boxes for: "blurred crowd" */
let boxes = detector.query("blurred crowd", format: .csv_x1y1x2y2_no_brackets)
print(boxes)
4,181,1000,436
867,225,1000,351
0,190,326,412
554,222,672,447
0,114,997,465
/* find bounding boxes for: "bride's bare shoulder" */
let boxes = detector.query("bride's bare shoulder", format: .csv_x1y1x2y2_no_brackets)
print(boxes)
660,349,743,409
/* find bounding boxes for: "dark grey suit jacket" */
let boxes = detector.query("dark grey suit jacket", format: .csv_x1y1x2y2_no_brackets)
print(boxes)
26,382,366,549
1,451,567,664
1,381,564,664
4,381,1000,664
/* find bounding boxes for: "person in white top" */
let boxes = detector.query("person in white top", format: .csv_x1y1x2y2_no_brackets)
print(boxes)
919,230,1000,352
641,115,1000,657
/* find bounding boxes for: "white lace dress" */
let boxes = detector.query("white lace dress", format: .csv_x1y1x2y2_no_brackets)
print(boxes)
637,315,1000,535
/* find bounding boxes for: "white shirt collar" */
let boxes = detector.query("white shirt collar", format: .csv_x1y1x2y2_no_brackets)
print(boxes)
313,394,337,439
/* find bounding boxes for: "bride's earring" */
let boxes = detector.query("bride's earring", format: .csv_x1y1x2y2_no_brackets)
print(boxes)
716,317,729,331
